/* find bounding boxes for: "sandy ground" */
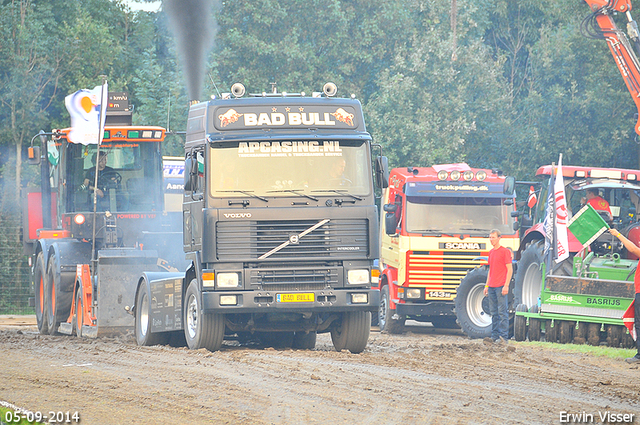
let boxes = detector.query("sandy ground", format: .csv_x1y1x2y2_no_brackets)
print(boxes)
1,316,639,425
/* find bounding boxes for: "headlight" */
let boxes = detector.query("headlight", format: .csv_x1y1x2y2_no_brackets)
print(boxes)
406,288,421,299
347,269,370,285
217,272,240,288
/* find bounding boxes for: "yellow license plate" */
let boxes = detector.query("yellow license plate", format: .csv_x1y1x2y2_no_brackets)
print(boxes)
276,293,315,303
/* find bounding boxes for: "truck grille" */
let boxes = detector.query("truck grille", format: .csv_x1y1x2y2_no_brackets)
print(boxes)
407,250,487,294
216,219,369,260
249,267,340,290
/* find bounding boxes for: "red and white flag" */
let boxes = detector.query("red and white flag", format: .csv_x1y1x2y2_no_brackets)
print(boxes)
623,300,636,341
527,185,538,209
554,154,569,263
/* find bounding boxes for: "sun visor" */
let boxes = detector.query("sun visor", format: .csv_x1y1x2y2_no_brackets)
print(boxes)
404,182,510,198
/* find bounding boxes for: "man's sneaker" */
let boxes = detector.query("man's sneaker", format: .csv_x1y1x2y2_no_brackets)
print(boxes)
625,354,640,364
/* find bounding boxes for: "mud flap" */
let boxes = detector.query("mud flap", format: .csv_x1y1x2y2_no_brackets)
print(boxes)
94,249,161,337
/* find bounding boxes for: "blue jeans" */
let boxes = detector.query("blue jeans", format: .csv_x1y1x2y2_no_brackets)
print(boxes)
488,286,509,341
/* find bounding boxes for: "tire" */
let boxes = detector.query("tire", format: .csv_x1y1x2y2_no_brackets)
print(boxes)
430,316,460,329
454,267,492,339
45,258,73,335
587,323,601,346
292,331,317,350
559,321,574,344
545,320,558,343
573,322,587,344
135,283,169,346
528,306,541,341
513,240,544,308
184,279,225,351
378,285,405,334
74,285,83,337
331,311,371,353
606,325,622,348
513,304,528,342
33,252,48,335
621,328,636,348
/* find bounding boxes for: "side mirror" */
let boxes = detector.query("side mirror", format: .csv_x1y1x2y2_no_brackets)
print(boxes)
375,156,389,189
503,176,515,196
504,199,514,206
385,212,399,235
183,156,197,192
383,203,397,213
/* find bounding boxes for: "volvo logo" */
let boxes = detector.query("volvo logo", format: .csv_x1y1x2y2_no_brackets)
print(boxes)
289,234,300,244
224,213,252,219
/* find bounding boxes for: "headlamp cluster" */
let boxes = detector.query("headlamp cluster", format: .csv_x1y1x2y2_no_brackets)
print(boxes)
437,169,487,182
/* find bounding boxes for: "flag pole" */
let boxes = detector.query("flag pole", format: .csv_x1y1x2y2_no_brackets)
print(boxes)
91,76,108,269
546,162,556,275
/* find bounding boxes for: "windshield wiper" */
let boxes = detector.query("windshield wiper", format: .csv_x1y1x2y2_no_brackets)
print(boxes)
460,227,488,232
267,189,318,201
217,190,268,202
311,189,363,201
413,228,442,233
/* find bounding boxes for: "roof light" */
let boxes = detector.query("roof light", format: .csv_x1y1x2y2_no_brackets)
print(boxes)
575,170,587,178
450,170,461,181
141,130,153,138
476,171,487,181
437,170,448,180
591,170,622,179
463,170,474,181
628,174,637,181
154,131,163,139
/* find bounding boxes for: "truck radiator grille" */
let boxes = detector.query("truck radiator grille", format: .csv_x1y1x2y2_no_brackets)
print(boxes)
407,250,487,293
216,219,369,260
249,267,339,291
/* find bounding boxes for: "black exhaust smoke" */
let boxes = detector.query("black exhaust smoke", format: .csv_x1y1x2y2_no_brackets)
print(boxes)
164,0,220,102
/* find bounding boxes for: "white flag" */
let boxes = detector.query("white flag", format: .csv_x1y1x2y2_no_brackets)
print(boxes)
64,83,108,145
554,154,569,263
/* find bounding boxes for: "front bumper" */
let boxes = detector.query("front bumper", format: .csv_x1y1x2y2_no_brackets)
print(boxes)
202,288,379,314
396,300,455,317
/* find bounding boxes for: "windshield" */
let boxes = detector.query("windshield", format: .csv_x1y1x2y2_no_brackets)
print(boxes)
65,141,162,213
405,195,516,236
208,140,371,198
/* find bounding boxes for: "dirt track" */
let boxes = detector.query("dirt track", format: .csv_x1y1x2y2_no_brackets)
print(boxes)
1,317,639,425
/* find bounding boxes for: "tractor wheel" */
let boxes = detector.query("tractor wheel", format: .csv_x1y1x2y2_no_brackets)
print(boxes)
331,311,371,353
292,331,317,350
573,322,587,345
528,306,541,341
378,285,405,334
184,279,225,351
45,257,73,335
545,320,558,343
513,304,528,342
33,252,48,335
559,321,574,344
587,323,601,346
513,241,544,308
606,325,622,348
135,282,169,346
455,267,492,339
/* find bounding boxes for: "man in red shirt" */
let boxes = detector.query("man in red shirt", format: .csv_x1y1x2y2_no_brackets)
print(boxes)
610,228,640,363
483,229,513,343
582,188,612,221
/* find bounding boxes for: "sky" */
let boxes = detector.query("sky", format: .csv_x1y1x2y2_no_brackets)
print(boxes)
120,0,162,12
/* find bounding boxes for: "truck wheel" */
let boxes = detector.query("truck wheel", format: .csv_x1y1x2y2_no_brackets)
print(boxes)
606,325,621,348
545,320,558,343
184,279,224,351
135,283,169,346
573,322,587,344
587,323,601,346
528,305,541,341
33,252,48,335
331,311,371,353
513,240,544,308
513,304,528,341
455,267,491,339
379,285,405,334
430,316,460,329
559,321,573,344
292,331,317,350
45,258,72,335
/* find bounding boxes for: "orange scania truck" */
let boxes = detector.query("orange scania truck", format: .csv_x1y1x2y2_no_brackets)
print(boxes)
376,163,519,334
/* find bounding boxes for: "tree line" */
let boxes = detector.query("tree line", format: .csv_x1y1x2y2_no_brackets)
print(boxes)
1,0,639,295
